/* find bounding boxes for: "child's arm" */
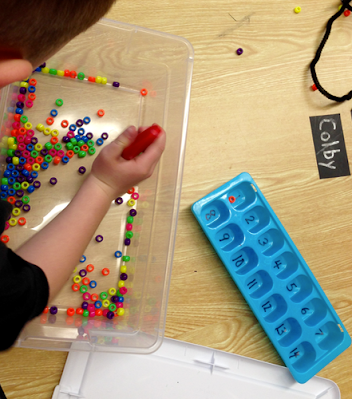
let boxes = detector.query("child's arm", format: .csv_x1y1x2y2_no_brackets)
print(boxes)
15,125,166,301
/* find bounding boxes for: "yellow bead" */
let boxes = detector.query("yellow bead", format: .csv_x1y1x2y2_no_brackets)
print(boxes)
43,127,51,136
95,76,102,84
34,143,43,151
102,299,110,308
127,199,135,207
117,308,124,316
118,280,125,288
7,137,15,146
51,129,59,137
73,275,81,283
12,208,21,216
338,5,342,10
36,123,44,132
101,77,107,85
42,67,49,74
294,6,301,13
57,70,65,76
24,122,32,130
73,267,77,273
8,144,17,150
32,163,40,171
21,181,29,190
9,218,17,226
12,157,19,165
120,266,127,273
108,288,117,295
20,82,29,88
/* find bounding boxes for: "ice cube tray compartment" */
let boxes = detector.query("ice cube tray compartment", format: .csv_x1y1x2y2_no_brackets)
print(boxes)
192,172,351,384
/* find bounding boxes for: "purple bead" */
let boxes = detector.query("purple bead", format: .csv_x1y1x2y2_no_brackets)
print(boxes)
79,269,87,277
106,311,114,320
16,190,24,198
112,82,120,88
82,302,88,310
33,181,41,189
16,101,24,109
31,137,38,144
15,200,22,208
6,157,12,163
120,273,128,281
129,209,137,217
27,176,34,184
19,87,27,95
236,48,243,55
62,136,70,143
41,149,48,156
101,132,108,140
115,197,123,205
78,166,86,174
22,204,30,212
124,238,131,246
76,119,83,127
50,177,57,185
50,306,58,315
86,133,93,139
95,235,103,243
111,295,119,303
17,176,25,183
14,150,21,157
40,62,46,68
16,165,24,172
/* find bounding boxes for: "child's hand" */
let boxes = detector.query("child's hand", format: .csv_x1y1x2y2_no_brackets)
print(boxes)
90,125,166,200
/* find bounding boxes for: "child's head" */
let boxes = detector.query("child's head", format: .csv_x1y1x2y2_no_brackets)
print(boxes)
0,0,116,88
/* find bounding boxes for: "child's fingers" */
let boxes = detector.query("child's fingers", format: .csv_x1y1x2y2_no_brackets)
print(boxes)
134,130,166,171
109,126,138,154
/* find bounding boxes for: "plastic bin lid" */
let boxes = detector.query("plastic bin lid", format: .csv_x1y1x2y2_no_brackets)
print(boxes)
52,338,340,399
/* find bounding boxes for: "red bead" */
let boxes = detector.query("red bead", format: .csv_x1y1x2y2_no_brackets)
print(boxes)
24,163,32,171
95,309,103,316
28,93,36,101
76,307,83,315
82,277,90,285
127,187,135,194
70,70,77,79
14,114,21,122
51,137,59,144
0,235,9,243
53,156,61,164
86,264,94,272
67,308,75,316
64,70,71,77
312,84,318,91
88,76,95,82
344,9,350,16
46,117,54,125
11,129,18,137
102,268,110,276
97,109,105,117
72,283,80,292
43,306,49,314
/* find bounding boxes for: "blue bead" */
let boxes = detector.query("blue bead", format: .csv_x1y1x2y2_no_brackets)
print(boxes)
1,185,8,192
50,109,58,117
78,128,85,135
22,170,29,177
26,144,34,151
15,108,23,115
35,67,41,72
82,136,88,143
89,280,97,288
96,138,104,146
41,162,49,170
7,164,15,170
80,255,86,263
69,124,76,131
28,86,36,93
75,135,81,141
8,177,15,185
31,171,38,178
19,157,26,165
8,189,15,196
27,185,35,194
94,300,102,309
62,156,69,164
4,171,11,178
0,192,8,199
118,297,124,303
83,117,91,124
114,251,122,258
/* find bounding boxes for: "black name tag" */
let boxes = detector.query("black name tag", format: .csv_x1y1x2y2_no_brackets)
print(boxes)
309,114,350,179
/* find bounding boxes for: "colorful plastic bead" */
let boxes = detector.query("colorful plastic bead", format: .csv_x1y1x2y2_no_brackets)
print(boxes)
50,177,57,185
140,88,148,96
112,82,120,88
124,238,131,246
80,285,88,294
100,292,108,300
78,166,86,174
86,264,94,272
120,273,128,281
89,281,97,289
236,48,243,55
91,293,98,301
102,268,110,276
67,308,75,316
130,209,137,217
79,269,87,277
73,275,82,283
95,301,102,309
72,283,80,292
96,138,104,146
56,99,63,107
61,120,69,128
83,117,91,124
97,109,105,117
127,199,135,207
82,277,90,286
95,235,103,242
46,117,54,125
114,251,122,258
50,306,58,315
101,132,108,140
294,6,301,13
115,197,123,205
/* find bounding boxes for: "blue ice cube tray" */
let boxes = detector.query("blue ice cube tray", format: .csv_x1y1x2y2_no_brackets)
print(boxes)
191,172,351,384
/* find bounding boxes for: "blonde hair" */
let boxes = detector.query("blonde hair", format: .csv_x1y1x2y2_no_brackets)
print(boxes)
0,0,116,65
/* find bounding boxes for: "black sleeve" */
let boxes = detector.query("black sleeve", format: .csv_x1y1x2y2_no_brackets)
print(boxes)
0,243,49,351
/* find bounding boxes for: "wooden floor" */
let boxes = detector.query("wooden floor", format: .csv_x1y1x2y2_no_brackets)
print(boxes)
1,0,352,397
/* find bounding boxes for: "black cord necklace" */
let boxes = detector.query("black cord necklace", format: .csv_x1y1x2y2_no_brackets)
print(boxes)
310,0,352,102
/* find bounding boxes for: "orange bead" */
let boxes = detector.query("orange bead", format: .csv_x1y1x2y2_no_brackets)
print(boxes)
88,76,95,82
82,277,90,285
127,187,135,194
50,137,59,144
86,264,94,272
81,144,88,151
61,120,69,128
29,78,37,86
97,109,105,117
102,268,110,276
95,309,103,316
67,308,75,316
18,217,26,226
28,93,36,101
14,114,21,122
0,235,9,243
46,117,54,125
76,307,83,315
7,196,15,205
66,150,74,158
23,163,32,171
91,293,99,301
43,306,49,314
11,129,18,137
140,88,148,96
53,156,61,164
35,156,44,164
72,283,80,292
64,70,71,77
18,127,26,135
70,70,77,79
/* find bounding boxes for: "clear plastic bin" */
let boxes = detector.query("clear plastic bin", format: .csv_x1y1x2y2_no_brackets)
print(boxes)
0,19,194,353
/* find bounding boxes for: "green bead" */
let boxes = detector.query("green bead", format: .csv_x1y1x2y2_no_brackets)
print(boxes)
122,255,130,262
49,68,57,75
116,291,123,297
127,216,134,224
45,154,53,163
80,285,88,293
30,150,38,158
54,143,62,151
70,138,77,145
55,98,63,106
109,303,117,312
73,146,80,154
87,140,94,147
45,142,53,150
125,231,133,239
13,182,21,190
78,150,86,158
66,142,73,150
77,140,85,147
78,72,85,80
88,147,96,155
7,149,15,157
20,115,28,123
83,309,89,317
22,196,30,204
100,292,108,300
1,178,8,185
